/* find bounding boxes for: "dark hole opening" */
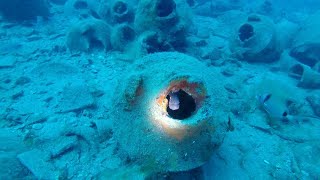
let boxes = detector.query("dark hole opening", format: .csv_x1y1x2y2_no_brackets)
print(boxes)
282,111,288,117
144,33,171,53
82,29,104,51
113,1,127,14
145,34,160,53
238,23,254,42
281,111,290,123
74,0,88,9
166,89,196,120
156,0,176,17
89,39,104,51
186,0,195,7
121,26,135,41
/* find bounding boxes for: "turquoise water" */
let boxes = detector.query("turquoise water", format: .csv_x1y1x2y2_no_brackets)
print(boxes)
1,0,320,179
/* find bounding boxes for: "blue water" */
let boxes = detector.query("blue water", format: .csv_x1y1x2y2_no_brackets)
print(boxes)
1,0,320,179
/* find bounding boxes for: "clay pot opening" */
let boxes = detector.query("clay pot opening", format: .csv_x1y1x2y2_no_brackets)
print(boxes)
166,89,196,120
157,78,207,120
238,23,254,42
82,28,104,51
113,1,128,15
156,0,176,17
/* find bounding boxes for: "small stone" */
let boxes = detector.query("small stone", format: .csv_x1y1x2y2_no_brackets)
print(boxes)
27,36,42,42
32,123,43,130
221,68,234,77
44,96,53,103
91,89,104,97
224,83,237,94
91,69,98,74
0,55,16,68
11,90,24,100
14,76,31,86
3,78,11,84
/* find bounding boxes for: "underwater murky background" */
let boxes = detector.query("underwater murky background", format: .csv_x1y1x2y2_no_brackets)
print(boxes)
1,0,320,179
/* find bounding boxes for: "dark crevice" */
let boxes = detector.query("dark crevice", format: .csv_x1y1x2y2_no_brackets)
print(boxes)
121,25,135,41
186,0,195,7
144,33,171,53
239,23,254,42
156,0,176,17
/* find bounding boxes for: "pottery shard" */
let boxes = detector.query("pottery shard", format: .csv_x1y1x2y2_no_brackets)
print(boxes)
17,149,60,179
49,136,78,158
58,84,95,113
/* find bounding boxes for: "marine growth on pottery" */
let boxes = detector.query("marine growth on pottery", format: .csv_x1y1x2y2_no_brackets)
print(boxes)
112,52,228,172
